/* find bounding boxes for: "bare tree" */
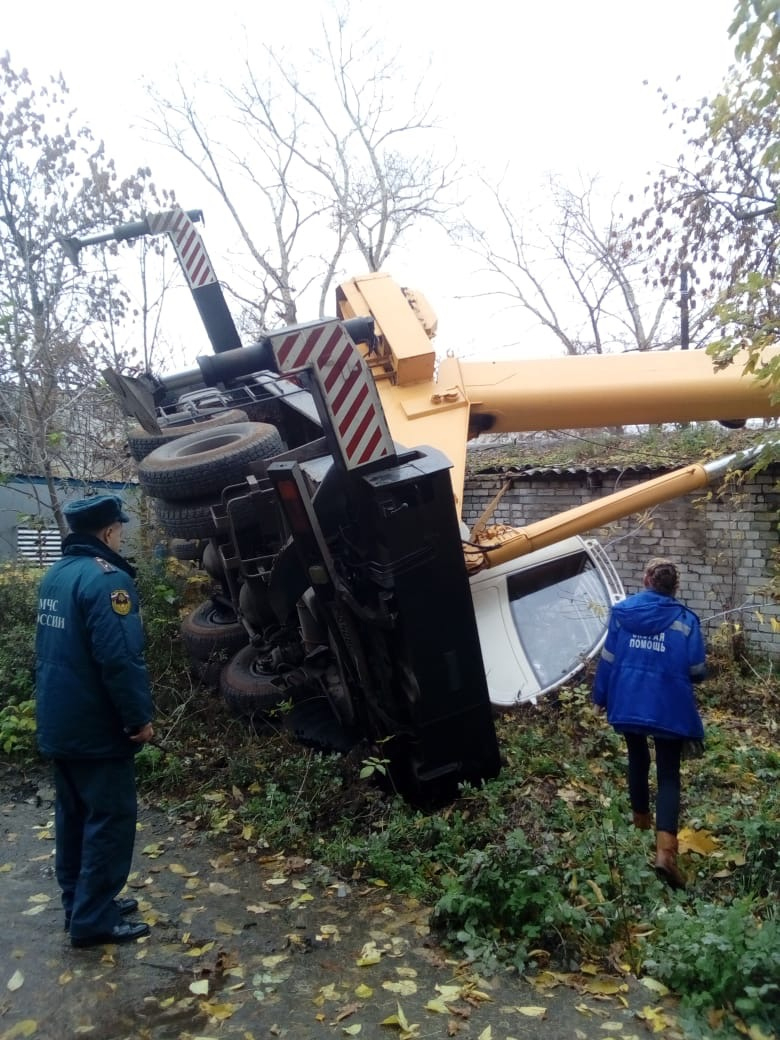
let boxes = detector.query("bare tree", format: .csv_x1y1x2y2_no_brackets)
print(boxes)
637,58,780,388
465,174,690,356
146,5,457,330
0,54,160,533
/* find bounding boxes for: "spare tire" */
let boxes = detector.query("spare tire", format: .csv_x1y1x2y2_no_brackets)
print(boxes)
138,422,283,501
126,409,249,462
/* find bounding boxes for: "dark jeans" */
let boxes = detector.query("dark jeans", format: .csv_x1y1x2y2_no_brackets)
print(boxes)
53,757,137,938
623,733,682,834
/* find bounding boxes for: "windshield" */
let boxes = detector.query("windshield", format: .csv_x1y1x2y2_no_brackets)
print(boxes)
507,550,610,690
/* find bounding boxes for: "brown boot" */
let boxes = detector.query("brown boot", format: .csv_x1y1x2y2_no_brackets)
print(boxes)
655,831,686,890
632,811,653,831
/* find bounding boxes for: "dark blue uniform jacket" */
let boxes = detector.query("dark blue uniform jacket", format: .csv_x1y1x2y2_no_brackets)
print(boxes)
592,589,706,740
35,535,154,759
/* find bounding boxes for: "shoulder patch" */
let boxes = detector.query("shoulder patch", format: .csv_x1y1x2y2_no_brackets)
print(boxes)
94,556,117,573
110,589,132,616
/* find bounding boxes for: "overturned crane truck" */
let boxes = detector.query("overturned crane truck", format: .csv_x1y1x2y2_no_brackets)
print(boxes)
62,206,780,806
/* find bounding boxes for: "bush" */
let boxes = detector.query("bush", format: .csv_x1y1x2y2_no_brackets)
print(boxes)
0,563,39,709
642,899,780,1033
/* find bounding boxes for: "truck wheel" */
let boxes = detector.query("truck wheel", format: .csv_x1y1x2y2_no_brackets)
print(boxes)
152,490,263,540
169,538,207,562
219,647,290,720
127,409,249,462
138,422,283,500
181,600,248,662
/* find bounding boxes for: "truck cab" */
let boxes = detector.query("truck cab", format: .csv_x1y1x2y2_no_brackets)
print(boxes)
470,535,624,706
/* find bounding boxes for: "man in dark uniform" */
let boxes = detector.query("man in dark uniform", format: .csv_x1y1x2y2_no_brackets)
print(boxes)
35,495,155,947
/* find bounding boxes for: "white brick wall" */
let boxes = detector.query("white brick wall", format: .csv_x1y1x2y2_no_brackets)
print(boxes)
464,467,780,660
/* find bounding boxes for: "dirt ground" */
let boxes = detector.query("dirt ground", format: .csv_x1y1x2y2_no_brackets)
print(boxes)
1,764,685,1040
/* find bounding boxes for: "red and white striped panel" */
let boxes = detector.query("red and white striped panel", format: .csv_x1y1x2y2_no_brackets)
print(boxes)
271,321,395,471
146,207,216,289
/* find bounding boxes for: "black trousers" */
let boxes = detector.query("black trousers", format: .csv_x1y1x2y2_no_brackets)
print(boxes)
623,734,683,834
52,757,137,938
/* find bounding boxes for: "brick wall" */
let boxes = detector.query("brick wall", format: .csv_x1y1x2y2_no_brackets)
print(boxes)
463,466,780,660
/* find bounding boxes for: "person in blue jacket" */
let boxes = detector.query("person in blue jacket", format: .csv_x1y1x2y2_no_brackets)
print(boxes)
35,495,155,947
592,557,706,890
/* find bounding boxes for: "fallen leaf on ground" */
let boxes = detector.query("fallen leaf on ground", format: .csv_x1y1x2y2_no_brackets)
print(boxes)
7,970,24,992
382,980,418,996
640,977,669,997
514,1007,547,1018
208,881,239,895
677,827,719,856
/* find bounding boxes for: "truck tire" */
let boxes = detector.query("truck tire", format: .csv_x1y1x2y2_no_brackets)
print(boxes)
152,490,263,540
180,600,248,662
219,647,290,720
169,538,207,562
127,409,249,462
138,422,283,501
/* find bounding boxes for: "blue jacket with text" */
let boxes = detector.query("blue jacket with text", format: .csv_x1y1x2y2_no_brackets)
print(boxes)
35,534,154,759
592,589,706,740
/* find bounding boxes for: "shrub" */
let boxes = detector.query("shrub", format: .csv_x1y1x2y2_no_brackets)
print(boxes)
642,899,780,1032
0,563,39,709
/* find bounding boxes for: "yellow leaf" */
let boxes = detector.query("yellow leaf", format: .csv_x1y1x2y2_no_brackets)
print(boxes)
141,842,165,858
516,1007,547,1018
478,1028,492,1040
199,1000,237,1021
747,1025,775,1040
425,998,451,1014
534,970,572,989
58,971,73,985
169,863,198,876
639,1005,674,1034
208,881,239,895
582,978,626,995
600,1024,624,1032
354,984,373,999
370,878,388,887
7,970,24,992
382,980,417,996
1,1021,37,1038
246,902,277,915
356,941,382,967
185,941,216,957
640,977,669,997
189,979,209,996
265,877,288,886
216,919,241,935
580,963,599,975
435,984,462,1001
343,1026,362,1036
261,954,288,969
21,906,47,916
28,893,51,904
0,863,13,873
586,879,605,903
677,827,719,856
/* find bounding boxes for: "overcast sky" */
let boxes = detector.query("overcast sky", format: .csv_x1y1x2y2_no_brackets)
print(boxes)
4,0,741,363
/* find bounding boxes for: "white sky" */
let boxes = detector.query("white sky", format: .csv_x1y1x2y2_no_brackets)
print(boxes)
4,0,740,365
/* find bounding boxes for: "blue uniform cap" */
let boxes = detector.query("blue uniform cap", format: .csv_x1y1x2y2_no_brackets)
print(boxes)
64,495,130,532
